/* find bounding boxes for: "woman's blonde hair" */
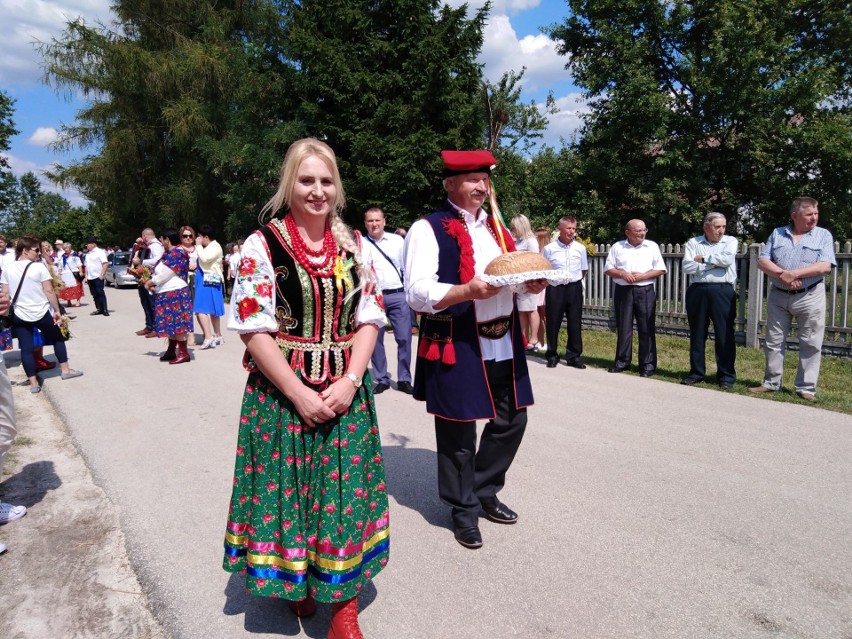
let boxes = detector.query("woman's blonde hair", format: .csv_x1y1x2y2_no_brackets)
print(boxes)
510,214,534,241
261,138,371,290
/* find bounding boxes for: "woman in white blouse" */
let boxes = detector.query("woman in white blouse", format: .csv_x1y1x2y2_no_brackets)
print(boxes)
510,214,543,349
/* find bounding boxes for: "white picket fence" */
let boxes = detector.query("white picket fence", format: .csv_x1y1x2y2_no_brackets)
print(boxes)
581,241,852,357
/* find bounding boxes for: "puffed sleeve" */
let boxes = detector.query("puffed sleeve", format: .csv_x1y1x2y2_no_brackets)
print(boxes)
354,234,388,328
227,232,279,334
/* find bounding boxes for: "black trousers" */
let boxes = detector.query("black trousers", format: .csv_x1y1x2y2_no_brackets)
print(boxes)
545,280,584,362
87,277,108,313
138,285,155,330
434,360,527,529
613,284,657,372
685,283,736,383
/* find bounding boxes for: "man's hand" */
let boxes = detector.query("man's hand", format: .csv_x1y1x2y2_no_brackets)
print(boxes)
779,270,799,287
0,289,9,316
525,279,548,294
465,277,501,301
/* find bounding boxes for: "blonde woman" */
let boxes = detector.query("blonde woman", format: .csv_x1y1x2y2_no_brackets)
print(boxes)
222,138,389,638
58,243,84,307
510,215,542,349
534,226,551,349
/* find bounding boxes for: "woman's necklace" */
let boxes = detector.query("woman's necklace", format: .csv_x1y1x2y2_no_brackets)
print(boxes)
284,213,337,278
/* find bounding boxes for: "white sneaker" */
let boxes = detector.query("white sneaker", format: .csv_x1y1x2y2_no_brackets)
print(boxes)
0,541,6,554
213,335,224,346
0,503,27,524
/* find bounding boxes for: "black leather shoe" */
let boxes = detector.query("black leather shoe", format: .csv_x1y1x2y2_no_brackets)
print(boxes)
90,310,103,315
566,360,586,369
480,498,518,524
373,383,389,394
396,381,414,395
102,310,110,316
640,370,654,378
719,381,733,390
608,366,626,373
453,526,483,549
680,376,703,386
546,358,558,368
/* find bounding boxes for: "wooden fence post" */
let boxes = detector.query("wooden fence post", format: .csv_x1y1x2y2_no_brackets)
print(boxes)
746,243,762,348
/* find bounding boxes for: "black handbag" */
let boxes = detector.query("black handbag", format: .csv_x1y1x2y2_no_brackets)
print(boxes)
0,262,35,330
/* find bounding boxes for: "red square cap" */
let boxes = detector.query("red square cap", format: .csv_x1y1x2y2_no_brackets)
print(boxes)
441,150,496,176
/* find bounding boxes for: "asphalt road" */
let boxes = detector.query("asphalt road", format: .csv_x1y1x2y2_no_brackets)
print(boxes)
24,288,852,638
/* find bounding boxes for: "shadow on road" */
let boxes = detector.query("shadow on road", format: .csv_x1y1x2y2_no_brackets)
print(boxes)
0,460,61,509
381,434,450,531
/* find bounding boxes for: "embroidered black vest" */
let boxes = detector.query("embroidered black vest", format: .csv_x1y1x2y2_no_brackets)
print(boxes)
412,205,534,421
248,220,362,388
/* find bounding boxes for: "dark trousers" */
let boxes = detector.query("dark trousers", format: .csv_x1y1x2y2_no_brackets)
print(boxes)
434,359,527,529
13,311,68,378
545,280,584,362
613,284,657,372
87,277,107,313
138,286,155,330
685,283,736,383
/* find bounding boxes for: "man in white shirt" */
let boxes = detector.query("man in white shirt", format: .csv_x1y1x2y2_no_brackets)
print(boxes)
405,150,546,550
131,228,164,336
0,235,15,274
542,215,588,369
364,207,413,395
604,219,667,377
84,236,110,316
681,212,738,388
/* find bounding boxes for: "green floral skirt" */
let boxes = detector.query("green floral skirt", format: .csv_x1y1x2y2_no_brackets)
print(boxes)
223,371,390,603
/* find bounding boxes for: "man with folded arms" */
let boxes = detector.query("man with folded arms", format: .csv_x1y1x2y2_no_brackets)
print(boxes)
364,207,413,395
749,197,835,401
405,150,545,549
681,212,738,389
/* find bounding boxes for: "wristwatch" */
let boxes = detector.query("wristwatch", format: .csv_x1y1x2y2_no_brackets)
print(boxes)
344,372,363,389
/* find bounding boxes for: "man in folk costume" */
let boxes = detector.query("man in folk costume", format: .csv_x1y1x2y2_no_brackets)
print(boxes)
404,150,547,549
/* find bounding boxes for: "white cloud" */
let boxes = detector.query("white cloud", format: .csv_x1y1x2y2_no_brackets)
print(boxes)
480,14,568,92
0,0,114,84
27,126,60,146
542,92,591,145
2,152,89,208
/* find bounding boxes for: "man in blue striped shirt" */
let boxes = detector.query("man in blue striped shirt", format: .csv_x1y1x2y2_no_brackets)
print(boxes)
749,197,836,401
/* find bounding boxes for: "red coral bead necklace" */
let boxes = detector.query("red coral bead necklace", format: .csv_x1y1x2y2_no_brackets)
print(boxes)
284,213,336,278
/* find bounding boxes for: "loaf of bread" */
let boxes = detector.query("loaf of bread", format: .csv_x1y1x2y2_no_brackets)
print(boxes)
484,252,552,276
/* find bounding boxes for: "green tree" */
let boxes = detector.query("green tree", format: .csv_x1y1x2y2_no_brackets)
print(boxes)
284,0,489,231
42,1,289,241
483,68,557,154
0,91,20,217
547,0,852,243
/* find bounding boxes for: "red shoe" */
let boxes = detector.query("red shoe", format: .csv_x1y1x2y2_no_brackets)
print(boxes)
288,594,316,618
169,341,190,365
35,359,57,372
135,328,150,336
159,340,177,362
328,598,363,639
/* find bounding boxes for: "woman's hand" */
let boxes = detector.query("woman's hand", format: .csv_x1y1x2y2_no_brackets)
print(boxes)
291,385,337,428
52,310,62,325
319,378,357,416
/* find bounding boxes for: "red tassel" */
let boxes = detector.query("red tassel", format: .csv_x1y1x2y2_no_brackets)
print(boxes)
441,341,456,365
418,337,430,358
425,340,441,361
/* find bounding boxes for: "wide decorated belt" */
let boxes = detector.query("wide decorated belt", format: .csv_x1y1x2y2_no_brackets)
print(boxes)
477,316,511,339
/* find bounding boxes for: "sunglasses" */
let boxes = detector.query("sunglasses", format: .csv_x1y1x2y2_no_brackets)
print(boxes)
182,234,194,238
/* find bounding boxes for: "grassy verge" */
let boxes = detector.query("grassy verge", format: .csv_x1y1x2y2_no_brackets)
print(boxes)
535,327,852,415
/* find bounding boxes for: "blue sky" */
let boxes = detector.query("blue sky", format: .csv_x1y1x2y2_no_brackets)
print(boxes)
1,0,586,207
